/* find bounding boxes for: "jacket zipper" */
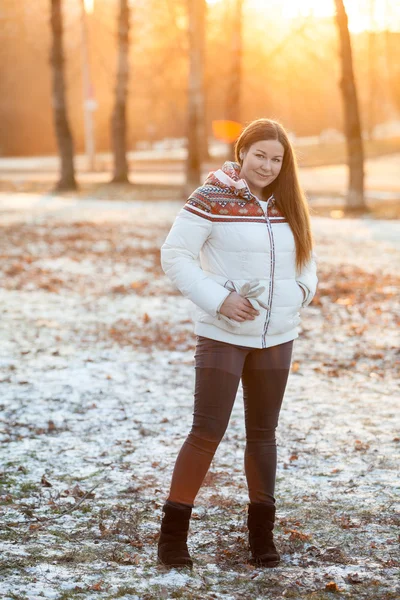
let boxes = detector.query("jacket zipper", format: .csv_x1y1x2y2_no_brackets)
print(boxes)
261,198,275,348
241,183,275,348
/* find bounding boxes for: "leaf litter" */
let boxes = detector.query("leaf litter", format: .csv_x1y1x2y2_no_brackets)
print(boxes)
0,194,399,599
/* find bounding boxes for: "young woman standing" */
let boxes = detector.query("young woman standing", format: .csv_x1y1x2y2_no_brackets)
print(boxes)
157,118,318,569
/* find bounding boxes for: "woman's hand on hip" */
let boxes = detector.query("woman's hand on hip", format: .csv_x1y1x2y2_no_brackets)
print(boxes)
218,292,260,322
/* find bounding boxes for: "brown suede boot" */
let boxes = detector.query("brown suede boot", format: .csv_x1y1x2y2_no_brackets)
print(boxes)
247,502,280,567
157,501,193,569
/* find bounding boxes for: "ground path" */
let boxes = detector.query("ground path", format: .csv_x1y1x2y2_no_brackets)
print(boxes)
0,153,399,200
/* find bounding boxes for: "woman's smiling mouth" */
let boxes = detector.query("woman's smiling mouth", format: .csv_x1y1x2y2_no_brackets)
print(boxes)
256,172,272,179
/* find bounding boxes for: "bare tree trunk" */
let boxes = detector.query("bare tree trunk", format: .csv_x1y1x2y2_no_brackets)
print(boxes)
226,0,243,160
385,30,400,114
185,0,207,196
334,0,365,209
366,0,376,140
50,0,77,191
80,0,96,171
111,0,130,183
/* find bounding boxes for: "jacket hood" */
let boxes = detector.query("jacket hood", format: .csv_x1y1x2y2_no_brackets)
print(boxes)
203,161,276,202
204,161,250,199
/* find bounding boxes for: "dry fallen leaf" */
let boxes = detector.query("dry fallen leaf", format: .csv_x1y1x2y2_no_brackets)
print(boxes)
325,581,340,592
71,484,95,499
40,475,52,487
120,553,140,565
337,515,360,529
285,528,311,541
346,572,362,584
354,439,370,451
90,581,104,591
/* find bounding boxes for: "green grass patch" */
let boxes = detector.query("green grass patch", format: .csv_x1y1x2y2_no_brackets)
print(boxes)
112,586,140,598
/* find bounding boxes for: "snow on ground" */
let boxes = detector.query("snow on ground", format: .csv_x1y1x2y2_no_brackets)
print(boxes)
1,153,400,196
0,193,399,600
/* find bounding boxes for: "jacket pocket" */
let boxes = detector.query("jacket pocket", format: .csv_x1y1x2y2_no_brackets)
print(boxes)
266,279,303,336
197,306,268,337
196,275,269,337
295,281,306,307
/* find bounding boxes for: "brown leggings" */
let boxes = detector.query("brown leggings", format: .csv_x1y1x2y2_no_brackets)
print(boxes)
166,335,294,508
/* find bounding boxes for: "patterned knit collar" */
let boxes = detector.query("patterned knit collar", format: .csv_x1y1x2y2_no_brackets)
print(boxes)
204,161,275,205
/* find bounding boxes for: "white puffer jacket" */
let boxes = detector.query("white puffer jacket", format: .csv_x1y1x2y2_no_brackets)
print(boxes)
161,161,318,349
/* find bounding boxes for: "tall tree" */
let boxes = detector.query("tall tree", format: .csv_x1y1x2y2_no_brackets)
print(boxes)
226,0,243,159
334,0,365,209
111,0,130,183
185,0,207,196
385,30,400,114
366,0,377,140
50,0,77,191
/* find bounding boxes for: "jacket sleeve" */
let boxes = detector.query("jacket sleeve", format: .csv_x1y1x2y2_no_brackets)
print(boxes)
160,205,231,317
296,249,318,308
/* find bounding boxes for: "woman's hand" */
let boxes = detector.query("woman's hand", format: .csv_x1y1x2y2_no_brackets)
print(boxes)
219,292,260,322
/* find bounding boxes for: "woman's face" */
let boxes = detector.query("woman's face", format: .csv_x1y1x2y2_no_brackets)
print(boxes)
238,139,284,198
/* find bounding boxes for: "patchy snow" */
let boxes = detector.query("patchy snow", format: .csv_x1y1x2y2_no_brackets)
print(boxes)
0,193,399,600
1,152,400,196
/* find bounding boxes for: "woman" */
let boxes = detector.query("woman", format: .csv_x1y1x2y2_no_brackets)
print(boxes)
157,118,318,569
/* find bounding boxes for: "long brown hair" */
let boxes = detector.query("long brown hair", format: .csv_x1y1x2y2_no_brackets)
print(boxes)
234,118,314,273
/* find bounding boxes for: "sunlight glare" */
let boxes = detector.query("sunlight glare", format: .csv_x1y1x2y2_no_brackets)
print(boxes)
84,0,94,14
206,0,395,33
